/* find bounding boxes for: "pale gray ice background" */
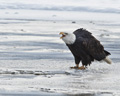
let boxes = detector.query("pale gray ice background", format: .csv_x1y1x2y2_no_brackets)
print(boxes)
0,0,120,96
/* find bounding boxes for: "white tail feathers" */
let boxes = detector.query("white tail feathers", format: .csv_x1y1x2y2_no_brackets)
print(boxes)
104,57,112,64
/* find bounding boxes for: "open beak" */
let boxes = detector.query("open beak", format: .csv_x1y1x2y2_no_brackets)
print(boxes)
59,32,65,39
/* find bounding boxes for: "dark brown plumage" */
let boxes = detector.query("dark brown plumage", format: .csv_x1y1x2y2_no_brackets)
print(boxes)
60,28,111,69
67,28,111,66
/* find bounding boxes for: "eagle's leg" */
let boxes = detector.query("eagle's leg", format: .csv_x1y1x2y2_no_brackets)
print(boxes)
77,65,86,70
70,64,86,70
70,64,79,69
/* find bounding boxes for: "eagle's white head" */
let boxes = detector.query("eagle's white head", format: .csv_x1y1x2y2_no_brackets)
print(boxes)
59,32,76,44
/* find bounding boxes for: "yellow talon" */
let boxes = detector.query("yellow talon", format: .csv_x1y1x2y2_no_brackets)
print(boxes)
70,66,86,70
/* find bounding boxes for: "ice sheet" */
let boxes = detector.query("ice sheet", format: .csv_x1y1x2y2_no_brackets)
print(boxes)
0,20,120,96
0,0,120,95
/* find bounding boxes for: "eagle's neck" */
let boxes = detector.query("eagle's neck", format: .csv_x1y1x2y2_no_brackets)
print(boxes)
62,33,76,45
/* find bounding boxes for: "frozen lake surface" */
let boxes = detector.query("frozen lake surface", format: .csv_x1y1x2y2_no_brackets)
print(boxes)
0,0,120,95
0,20,120,96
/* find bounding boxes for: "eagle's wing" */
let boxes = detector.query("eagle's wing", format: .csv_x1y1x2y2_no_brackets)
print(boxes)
73,28,110,61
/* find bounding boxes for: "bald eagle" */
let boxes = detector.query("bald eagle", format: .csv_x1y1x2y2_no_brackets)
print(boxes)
60,28,112,69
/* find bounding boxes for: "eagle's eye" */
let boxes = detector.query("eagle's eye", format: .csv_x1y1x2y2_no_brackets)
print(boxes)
64,33,68,35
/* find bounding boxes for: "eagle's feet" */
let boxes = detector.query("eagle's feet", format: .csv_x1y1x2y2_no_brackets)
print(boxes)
70,66,86,70
70,66,78,69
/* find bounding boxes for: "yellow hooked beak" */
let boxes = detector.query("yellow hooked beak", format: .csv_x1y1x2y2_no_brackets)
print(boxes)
59,32,65,39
